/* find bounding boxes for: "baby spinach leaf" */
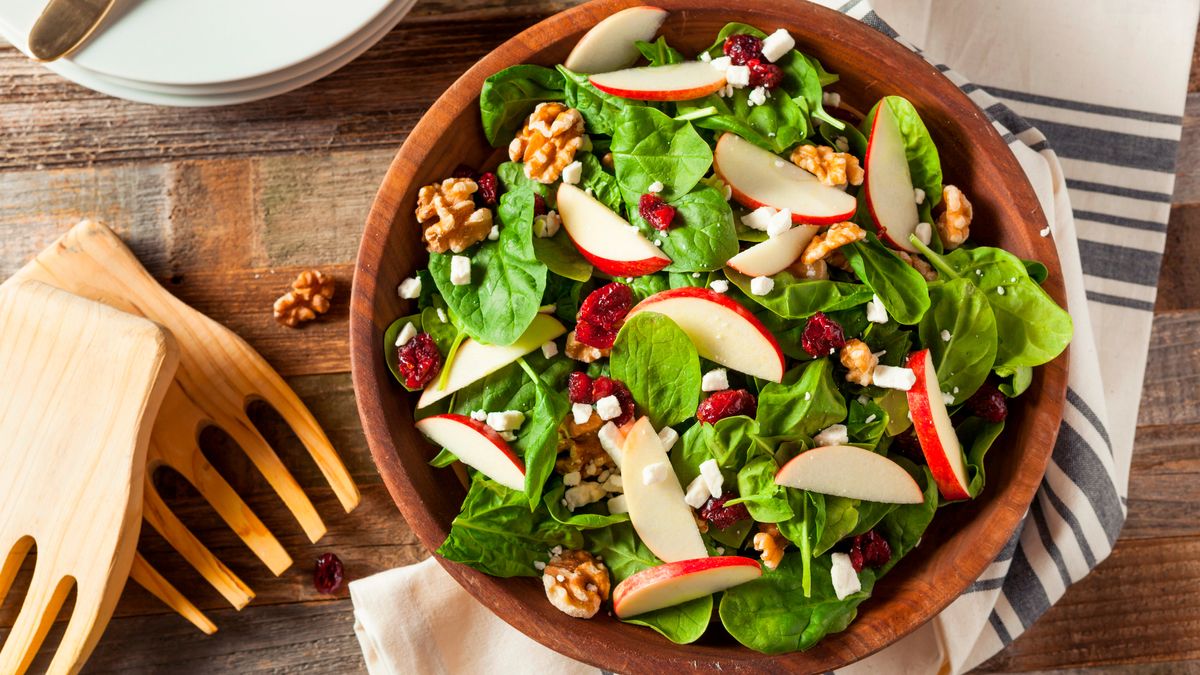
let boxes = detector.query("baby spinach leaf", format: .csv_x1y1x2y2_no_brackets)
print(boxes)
496,161,554,203
543,483,629,529
514,358,571,509
861,319,912,368
610,312,702,428
557,66,628,135
733,453,794,523
430,189,547,345
479,65,566,147
842,235,930,324
541,273,583,322
727,269,874,319
998,365,1033,397
703,23,768,56
815,496,859,554
577,151,623,212
757,360,846,440
631,186,739,272
627,272,671,301
877,461,939,567
846,397,889,450
777,51,843,130
677,89,809,154
862,96,943,206
959,417,1006,498
429,447,458,467
384,313,423,390
452,350,573,419
919,277,998,401
436,477,582,577
611,105,713,203
1024,259,1049,284
819,120,867,159
636,36,683,66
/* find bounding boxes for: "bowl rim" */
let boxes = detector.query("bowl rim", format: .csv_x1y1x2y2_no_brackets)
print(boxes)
350,0,1069,670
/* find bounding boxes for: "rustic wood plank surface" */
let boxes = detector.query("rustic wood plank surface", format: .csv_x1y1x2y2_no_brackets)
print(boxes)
0,2,1197,672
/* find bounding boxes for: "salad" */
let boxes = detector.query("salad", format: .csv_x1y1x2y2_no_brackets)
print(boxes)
385,7,1072,654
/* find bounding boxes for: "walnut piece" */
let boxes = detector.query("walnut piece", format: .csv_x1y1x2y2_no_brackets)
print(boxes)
840,338,878,386
556,411,617,479
565,331,609,363
935,184,972,250
415,177,493,254
897,250,938,281
273,270,334,327
790,144,864,188
542,549,611,618
801,222,866,265
508,102,585,184
788,258,829,281
752,523,786,571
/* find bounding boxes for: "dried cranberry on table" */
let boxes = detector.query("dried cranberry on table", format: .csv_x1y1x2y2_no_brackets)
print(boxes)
591,376,635,426
697,389,757,424
800,311,847,358
396,332,442,389
746,59,783,89
638,193,677,231
314,552,345,594
846,530,892,572
723,34,764,65
966,382,1008,423
567,371,594,404
575,282,634,349
476,171,500,206
699,492,751,530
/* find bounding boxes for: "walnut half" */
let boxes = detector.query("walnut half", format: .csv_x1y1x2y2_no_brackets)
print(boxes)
273,270,334,327
801,221,866,265
542,550,611,618
753,523,786,571
935,184,972,250
415,177,493,254
790,144,864,188
840,338,878,386
509,102,585,184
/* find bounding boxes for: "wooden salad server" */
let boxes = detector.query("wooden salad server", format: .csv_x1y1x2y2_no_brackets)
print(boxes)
0,280,179,674
10,219,361,631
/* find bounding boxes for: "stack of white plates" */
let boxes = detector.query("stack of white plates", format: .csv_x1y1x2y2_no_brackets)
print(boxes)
0,0,416,106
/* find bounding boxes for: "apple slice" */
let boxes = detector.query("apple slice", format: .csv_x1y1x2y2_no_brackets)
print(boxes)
906,349,970,500
589,62,727,101
416,314,566,408
726,224,820,276
415,414,525,491
564,6,669,74
775,444,924,504
613,557,761,618
628,287,785,382
864,100,920,252
556,183,671,276
621,417,708,562
713,133,856,225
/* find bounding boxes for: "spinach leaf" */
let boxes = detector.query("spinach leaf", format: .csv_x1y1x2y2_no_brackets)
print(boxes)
577,151,623,211
861,319,912,368
452,350,573,419
959,417,1006,498
514,358,571,509
674,416,767,487
430,189,547,345
610,312,702,428
557,66,628,135
704,23,768,56
636,36,683,66
998,365,1033,397
542,273,583,323
436,477,581,577
496,161,553,202
757,360,846,440
677,89,809,154
733,453,794,523
479,65,566,147
846,397,889,450
543,483,629,529
815,496,859,554
862,96,943,206
627,273,671,301
727,269,874,319
384,313,423,390
777,51,843,130
842,235,930,324
632,186,738,272
611,105,713,203
1024,259,1049,284
877,460,939,567
919,277,998,401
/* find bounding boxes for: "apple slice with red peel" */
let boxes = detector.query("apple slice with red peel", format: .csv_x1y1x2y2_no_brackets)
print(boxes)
621,417,708,562
417,314,567,408
613,556,761,618
556,183,671,277
865,100,921,252
713,133,857,225
415,414,525,491
589,62,727,102
775,444,924,504
628,287,785,382
906,349,971,500
564,6,669,74
726,224,820,277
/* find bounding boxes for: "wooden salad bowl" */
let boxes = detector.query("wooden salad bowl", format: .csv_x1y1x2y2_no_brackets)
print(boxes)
350,0,1069,670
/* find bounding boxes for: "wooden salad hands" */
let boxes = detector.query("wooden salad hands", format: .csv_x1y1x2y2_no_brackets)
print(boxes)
9,220,360,634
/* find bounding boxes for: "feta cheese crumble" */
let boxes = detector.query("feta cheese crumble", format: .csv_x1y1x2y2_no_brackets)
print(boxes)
830,552,861,599
942,391,956,405
642,461,670,486
469,410,487,422
397,276,422,299
597,422,625,463
595,395,623,421
534,210,561,238
436,307,448,323
699,458,724,498
1039,226,1052,237
814,423,849,446
647,180,665,193
658,426,679,452
725,65,751,88
607,495,629,514
710,279,729,293
701,368,730,392
750,275,775,296
914,187,926,204
562,471,582,487
748,86,768,107
541,340,558,359
601,473,623,493
915,222,933,245
699,51,712,63
741,206,777,231
561,160,583,185
449,255,471,285
487,224,500,241
997,286,1007,296
709,55,732,71
684,475,710,508
564,482,607,511
486,410,525,432
766,209,793,237
394,321,417,347
822,91,841,108
873,365,917,391
940,329,952,342
866,294,889,324
760,29,795,62
571,402,593,425
834,136,849,152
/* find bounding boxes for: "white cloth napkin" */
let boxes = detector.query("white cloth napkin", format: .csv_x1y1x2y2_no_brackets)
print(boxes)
351,1,1197,672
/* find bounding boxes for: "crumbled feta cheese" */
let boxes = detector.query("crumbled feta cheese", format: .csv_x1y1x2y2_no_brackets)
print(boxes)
607,494,629,514
915,222,932,245
469,409,487,422
997,286,1006,296
766,209,793,238
534,210,561,238
940,329,952,342
551,545,563,556
684,475,711,508
450,255,471,285
748,86,768,107
834,136,849,152
653,240,662,248
585,187,594,197
487,224,500,241
648,180,665,193
692,272,701,278
563,471,582,487
699,458,724,498
814,423,849,446
710,280,729,293
804,391,812,401
699,51,712,63
394,321,417,347
942,391,956,405
571,402,593,425
709,55,732,71
914,187,926,204
953,386,959,394
561,161,583,185
740,206,777,231
486,410,525,432
541,341,559,360
397,276,422,299
864,414,877,424
564,482,607,511
725,65,750,88
534,560,547,571
1039,226,1052,237
642,461,670,486
595,395,623,421
601,473,623,493
436,307,448,323
866,294,889,324
830,552,861,599
598,422,626,467
498,430,517,441
598,470,611,483
873,365,917,391
701,368,730,392
658,426,679,452
750,275,775,296
822,91,842,108
760,28,795,62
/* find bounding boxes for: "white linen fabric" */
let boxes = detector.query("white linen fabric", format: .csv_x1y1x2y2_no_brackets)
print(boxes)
350,1,1197,672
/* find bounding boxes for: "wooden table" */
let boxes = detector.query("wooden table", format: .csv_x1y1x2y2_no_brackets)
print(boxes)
1,3,1197,671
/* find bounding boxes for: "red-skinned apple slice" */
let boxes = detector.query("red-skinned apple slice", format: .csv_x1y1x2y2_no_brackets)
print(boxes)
415,414,525,491
556,183,671,277
713,133,857,225
613,557,761,618
621,417,708,562
725,224,820,276
564,6,669,74
589,62,727,101
775,444,924,504
628,287,785,382
864,100,920,252
906,349,971,500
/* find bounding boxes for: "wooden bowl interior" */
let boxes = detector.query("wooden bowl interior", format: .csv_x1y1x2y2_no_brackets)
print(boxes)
351,1,1068,671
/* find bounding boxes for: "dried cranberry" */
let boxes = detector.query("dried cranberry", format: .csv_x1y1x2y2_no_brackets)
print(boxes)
450,164,477,179
568,371,594,404
800,312,847,358
575,282,634,349
697,389,757,424
846,531,892,572
723,34,764,66
746,59,783,89
591,376,635,426
966,382,1008,423
396,332,442,389
314,552,345,594
533,192,548,216
699,492,751,530
476,171,500,206
638,193,676,231
891,429,925,463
